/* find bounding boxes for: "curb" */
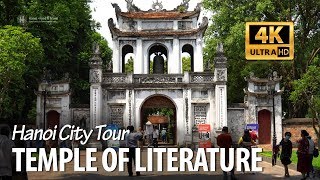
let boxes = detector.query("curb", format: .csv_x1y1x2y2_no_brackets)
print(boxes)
262,156,320,177
262,156,297,170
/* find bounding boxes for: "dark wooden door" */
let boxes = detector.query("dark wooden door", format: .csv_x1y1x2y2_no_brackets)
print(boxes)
47,110,60,147
258,109,271,144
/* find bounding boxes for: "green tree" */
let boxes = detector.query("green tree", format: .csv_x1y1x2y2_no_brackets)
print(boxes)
72,32,112,104
182,56,191,72
0,0,21,26
290,65,320,146
125,56,134,73
0,0,113,122
203,0,320,117
0,25,43,121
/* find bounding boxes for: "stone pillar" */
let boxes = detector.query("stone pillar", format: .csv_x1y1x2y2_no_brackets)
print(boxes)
88,43,103,150
135,39,143,74
275,82,283,144
169,38,180,74
89,43,103,130
173,20,178,30
194,37,204,72
112,40,120,73
214,43,228,130
137,20,142,31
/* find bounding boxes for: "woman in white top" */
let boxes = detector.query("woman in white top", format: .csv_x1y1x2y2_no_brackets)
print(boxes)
153,126,159,147
307,135,315,178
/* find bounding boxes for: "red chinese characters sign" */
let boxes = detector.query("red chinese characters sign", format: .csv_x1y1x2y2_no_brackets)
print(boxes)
198,124,211,148
198,124,211,132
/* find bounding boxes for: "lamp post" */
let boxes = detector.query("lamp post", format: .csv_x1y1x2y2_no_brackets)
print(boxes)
268,72,277,165
41,79,49,130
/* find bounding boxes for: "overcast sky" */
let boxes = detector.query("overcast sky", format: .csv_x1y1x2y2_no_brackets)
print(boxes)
89,0,211,48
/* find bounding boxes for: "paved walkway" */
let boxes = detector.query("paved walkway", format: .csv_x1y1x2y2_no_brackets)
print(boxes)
27,150,304,180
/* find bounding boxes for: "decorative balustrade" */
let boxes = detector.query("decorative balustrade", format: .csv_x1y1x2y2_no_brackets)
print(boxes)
103,72,216,85
190,73,215,83
133,74,183,84
103,73,127,84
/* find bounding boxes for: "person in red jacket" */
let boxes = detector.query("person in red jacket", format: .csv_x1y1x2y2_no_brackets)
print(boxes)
217,126,237,180
249,129,258,143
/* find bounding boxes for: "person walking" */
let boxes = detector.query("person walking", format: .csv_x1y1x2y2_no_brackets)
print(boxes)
238,129,255,173
297,130,310,180
0,126,15,180
307,135,315,178
138,127,144,151
145,121,153,147
161,128,167,143
217,126,237,180
279,132,293,178
153,126,159,147
125,125,142,177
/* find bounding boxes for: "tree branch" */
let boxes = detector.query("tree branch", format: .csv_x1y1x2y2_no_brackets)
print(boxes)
307,47,320,66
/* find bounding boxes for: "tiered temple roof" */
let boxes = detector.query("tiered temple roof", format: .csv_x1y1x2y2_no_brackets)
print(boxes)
108,0,207,38
118,11,200,20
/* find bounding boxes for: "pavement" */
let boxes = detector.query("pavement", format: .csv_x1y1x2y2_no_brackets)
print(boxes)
26,149,310,180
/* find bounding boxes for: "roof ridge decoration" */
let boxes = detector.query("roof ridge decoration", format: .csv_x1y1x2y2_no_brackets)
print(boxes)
194,3,202,12
125,0,140,12
152,0,163,12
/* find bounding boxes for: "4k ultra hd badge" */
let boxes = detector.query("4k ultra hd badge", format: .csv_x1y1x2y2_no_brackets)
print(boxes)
245,22,294,60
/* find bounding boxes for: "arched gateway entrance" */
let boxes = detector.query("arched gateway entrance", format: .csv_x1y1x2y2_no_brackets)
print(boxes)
140,95,177,145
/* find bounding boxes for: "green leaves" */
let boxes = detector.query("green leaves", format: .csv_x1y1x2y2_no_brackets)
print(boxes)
290,66,320,101
290,65,320,120
0,25,43,120
203,0,320,117
125,56,134,73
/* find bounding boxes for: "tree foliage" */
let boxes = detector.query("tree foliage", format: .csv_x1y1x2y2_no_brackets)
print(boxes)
125,56,134,73
182,56,191,72
290,65,320,145
0,0,112,123
203,0,320,117
0,25,43,121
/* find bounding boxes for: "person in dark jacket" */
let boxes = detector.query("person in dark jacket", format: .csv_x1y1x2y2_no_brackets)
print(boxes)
217,126,237,180
279,132,292,178
125,126,142,177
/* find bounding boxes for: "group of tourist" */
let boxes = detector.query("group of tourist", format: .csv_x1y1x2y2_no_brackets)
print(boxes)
139,125,168,148
217,127,318,180
278,129,318,179
217,127,258,180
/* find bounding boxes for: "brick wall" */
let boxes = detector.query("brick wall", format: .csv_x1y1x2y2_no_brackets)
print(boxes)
282,118,318,147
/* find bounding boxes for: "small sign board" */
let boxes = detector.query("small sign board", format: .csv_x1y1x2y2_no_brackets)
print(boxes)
198,124,211,148
246,124,259,131
198,124,211,132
